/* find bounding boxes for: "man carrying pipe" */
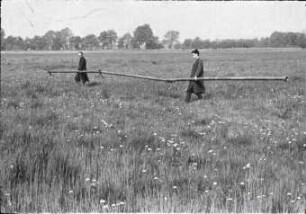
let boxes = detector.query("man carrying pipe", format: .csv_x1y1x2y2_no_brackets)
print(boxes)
185,49,205,103
74,51,89,85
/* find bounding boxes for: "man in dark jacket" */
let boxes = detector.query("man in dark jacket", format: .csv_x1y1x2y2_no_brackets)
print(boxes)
185,49,205,103
75,51,89,84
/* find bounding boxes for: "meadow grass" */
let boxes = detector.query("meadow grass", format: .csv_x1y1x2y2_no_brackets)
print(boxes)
1,49,305,212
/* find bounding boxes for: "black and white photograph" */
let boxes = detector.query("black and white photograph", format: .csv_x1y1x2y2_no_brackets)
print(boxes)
1,0,305,212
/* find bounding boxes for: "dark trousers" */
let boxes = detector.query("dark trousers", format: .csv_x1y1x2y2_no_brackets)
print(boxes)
75,72,89,84
185,92,203,103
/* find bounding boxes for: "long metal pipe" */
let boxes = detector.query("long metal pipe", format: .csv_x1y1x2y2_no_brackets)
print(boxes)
47,70,288,82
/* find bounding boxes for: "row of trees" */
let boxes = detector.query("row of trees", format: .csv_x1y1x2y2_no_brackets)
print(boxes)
1,28,119,51
1,25,306,51
182,32,306,49
0,25,170,51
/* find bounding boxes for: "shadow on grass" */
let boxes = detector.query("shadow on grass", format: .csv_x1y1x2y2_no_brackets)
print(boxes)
86,81,102,87
156,90,181,99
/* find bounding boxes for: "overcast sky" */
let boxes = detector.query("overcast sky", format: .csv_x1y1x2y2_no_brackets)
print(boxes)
2,0,306,41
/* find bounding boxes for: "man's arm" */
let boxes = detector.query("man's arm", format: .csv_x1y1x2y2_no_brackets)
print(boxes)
194,60,203,79
78,57,86,71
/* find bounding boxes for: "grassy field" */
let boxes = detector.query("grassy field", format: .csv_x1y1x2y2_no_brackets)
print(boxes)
1,48,305,212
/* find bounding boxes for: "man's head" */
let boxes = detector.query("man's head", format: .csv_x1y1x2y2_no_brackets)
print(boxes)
78,51,84,57
191,49,200,59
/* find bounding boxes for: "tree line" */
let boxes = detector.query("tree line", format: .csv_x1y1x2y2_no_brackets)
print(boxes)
1,24,306,51
182,32,306,49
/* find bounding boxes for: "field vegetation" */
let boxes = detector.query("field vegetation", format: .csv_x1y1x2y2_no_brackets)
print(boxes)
1,48,305,212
